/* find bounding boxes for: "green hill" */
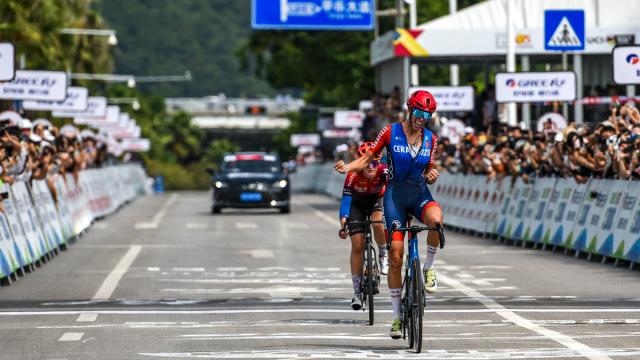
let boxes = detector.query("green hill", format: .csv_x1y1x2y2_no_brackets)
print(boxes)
96,0,274,98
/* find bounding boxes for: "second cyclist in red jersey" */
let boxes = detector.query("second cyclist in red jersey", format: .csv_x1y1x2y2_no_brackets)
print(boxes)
339,142,389,310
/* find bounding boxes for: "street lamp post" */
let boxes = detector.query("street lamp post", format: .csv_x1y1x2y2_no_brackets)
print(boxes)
59,28,118,46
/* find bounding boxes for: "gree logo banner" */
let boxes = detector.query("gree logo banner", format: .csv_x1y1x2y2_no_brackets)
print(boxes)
23,87,88,112
0,70,67,101
495,72,576,103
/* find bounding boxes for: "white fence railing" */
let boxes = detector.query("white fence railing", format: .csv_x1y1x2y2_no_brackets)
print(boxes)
291,164,640,267
0,165,150,281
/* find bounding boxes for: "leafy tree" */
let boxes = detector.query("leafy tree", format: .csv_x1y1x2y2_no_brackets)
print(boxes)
0,0,112,75
95,0,274,98
204,139,240,169
240,0,484,107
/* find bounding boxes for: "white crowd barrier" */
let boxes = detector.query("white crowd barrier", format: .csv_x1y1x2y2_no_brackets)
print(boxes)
291,164,640,266
0,164,151,282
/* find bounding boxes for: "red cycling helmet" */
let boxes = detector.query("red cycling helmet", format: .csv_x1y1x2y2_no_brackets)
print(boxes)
357,142,382,161
407,90,437,113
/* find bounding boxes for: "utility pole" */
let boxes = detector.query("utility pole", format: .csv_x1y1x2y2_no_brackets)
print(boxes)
505,0,517,126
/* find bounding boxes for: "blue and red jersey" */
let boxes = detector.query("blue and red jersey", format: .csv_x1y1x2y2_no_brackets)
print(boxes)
370,123,438,188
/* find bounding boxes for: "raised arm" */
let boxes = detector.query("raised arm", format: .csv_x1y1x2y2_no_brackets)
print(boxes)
334,125,390,174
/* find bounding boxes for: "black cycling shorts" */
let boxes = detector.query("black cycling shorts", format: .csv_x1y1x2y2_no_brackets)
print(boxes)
348,194,383,235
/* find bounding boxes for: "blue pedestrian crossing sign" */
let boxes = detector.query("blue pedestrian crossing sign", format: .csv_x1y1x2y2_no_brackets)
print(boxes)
544,10,585,51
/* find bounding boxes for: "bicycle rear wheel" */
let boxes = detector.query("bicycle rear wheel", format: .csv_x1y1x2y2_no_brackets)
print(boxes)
366,237,375,325
412,259,424,353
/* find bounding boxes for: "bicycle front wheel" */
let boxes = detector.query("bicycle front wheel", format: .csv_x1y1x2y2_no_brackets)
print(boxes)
412,259,424,353
366,238,375,325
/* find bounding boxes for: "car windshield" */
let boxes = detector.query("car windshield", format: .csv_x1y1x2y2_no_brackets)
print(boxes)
222,160,279,173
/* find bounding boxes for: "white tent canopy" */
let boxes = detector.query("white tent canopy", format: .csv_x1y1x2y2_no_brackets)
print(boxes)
371,0,639,61
420,0,640,31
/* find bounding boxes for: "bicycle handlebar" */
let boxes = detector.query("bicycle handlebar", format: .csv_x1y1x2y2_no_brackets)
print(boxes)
387,222,446,250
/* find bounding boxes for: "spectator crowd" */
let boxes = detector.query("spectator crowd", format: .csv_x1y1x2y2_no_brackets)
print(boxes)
0,116,109,204
433,102,640,184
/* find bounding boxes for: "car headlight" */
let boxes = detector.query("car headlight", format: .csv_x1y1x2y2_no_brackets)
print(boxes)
214,181,228,189
274,179,287,189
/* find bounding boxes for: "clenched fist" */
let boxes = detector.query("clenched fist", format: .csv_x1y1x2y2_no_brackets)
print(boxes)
424,168,439,184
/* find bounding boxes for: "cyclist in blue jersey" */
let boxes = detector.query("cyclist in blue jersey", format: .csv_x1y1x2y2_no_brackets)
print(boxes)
334,90,443,339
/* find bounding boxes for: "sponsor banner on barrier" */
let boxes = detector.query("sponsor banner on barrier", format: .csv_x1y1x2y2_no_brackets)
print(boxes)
509,179,532,240
596,180,627,258
2,194,32,268
53,177,75,242
23,86,88,112
568,179,600,252
53,96,107,118
32,180,66,247
581,180,610,254
292,165,640,265
521,179,542,242
523,178,557,244
10,184,46,261
0,70,67,101
0,211,18,276
495,72,577,103
613,181,640,262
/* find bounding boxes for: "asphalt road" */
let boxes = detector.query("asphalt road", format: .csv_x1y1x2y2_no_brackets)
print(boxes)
0,192,639,360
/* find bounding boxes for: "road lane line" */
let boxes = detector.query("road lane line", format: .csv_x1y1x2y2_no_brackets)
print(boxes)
235,222,258,229
293,200,338,226
58,332,84,342
92,245,142,301
5,308,640,316
246,249,274,258
439,272,613,360
76,313,98,322
172,267,205,272
135,193,178,229
137,348,640,359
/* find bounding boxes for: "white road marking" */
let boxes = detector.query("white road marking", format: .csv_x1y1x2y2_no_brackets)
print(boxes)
235,222,258,229
217,267,247,271
439,272,614,360
4,308,640,316
171,267,205,272
176,332,640,342
147,267,160,272
135,193,178,229
256,266,294,271
76,313,98,322
185,222,208,229
58,332,84,342
303,267,341,272
158,278,351,284
36,319,640,330
241,249,274,258
92,245,142,301
294,201,338,226
138,348,640,359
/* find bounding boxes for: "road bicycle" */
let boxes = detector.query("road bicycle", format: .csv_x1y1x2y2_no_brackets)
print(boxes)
341,216,383,325
391,219,445,353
